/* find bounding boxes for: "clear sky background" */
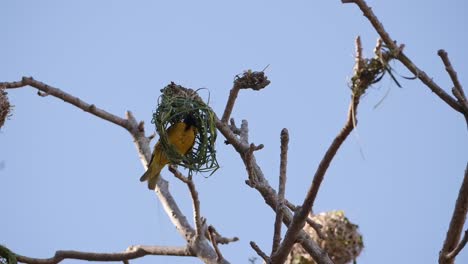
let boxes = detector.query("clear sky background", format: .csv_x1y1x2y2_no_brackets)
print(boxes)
2,1,468,263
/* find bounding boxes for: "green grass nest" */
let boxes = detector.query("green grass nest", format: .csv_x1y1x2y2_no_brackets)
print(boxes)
152,82,219,176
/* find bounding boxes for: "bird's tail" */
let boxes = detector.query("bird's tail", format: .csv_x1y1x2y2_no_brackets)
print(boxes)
147,175,160,190
140,163,163,190
139,169,151,182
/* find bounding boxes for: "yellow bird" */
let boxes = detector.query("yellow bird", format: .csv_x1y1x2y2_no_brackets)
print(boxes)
140,115,197,189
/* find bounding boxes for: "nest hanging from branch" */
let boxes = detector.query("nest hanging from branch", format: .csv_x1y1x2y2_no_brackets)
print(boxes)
287,211,364,264
152,82,219,176
350,37,405,98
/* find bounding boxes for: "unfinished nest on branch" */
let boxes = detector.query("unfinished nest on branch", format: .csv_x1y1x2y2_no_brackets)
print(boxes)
350,38,403,98
287,211,364,264
234,69,271,90
152,82,219,176
0,88,11,129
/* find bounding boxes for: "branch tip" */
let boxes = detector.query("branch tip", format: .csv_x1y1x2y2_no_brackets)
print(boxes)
137,121,145,132
207,226,225,262
272,128,289,254
250,242,269,263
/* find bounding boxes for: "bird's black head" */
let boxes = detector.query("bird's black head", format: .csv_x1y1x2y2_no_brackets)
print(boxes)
184,114,198,128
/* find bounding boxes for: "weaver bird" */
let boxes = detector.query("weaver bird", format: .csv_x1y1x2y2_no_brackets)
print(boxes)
140,115,197,189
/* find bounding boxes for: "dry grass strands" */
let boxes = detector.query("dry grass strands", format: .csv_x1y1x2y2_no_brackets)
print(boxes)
351,38,401,98
152,82,219,176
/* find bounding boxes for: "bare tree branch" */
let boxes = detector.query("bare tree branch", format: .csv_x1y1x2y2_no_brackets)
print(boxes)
250,242,269,263
446,229,468,261
2,77,130,129
439,163,468,264
216,118,249,154
438,50,466,103
284,202,325,240
245,143,265,187
437,50,468,125
354,36,364,74
13,245,193,264
207,226,225,263
271,128,289,254
208,227,239,245
221,71,270,123
305,217,325,240
169,166,203,237
341,0,464,114
221,85,241,124
229,118,241,135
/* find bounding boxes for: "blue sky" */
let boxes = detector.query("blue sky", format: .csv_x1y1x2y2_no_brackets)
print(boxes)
2,1,468,263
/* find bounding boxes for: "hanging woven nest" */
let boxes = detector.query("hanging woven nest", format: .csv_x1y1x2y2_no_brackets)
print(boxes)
152,82,219,176
287,211,364,264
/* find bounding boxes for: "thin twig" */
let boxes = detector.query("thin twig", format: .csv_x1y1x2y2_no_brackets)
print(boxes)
271,129,289,254
271,94,360,264
169,166,203,237
215,117,249,154
438,50,466,101
245,143,264,187
284,203,325,240
306,217,325,240
284,200,298,211
210,228,239,245
221,70,270,123
1,77,130,129
0,80,25,88
229,118,241,135
439,162,468,264
208,226,225,263
14,246,192,264
438,50,468,114
250,242,270,263
169,166,190,183
354,36,364,76
446,229,468,260
341,0,463,114
240,120,250,145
